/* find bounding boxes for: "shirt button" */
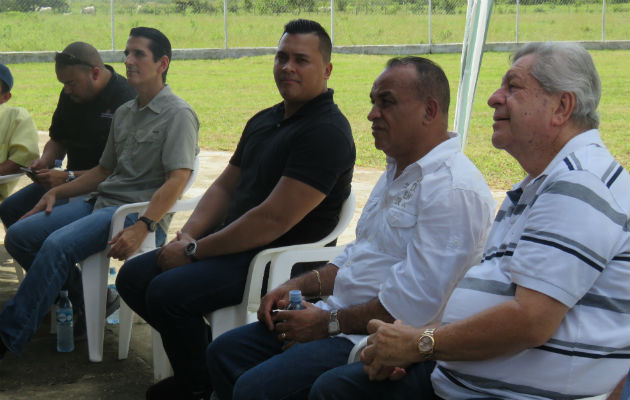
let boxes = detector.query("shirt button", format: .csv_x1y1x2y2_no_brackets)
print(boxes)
276,123,281,128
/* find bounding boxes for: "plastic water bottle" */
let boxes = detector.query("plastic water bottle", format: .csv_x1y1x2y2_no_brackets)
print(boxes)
287,290,305,310
107,267,119,325
56,290,74,353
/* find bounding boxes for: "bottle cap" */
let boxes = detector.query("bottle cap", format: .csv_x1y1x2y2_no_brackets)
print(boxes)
289,290,302,303
60,290,69,297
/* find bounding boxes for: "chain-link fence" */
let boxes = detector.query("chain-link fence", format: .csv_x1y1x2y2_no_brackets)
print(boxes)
0,0,628,52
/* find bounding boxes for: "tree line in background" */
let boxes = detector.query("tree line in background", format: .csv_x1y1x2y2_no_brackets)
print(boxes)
0,0,622,15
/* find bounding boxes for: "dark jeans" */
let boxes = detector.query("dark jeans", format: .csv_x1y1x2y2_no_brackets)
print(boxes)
309,359,438,400
206,322,355,400
116,248,258,392
0,183,66,229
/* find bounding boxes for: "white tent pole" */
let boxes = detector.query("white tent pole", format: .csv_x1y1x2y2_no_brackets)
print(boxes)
453,0,494,151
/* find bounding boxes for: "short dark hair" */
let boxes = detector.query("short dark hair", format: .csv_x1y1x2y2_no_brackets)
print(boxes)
0,80,9,95
386,57,450,115
129,27,172,83
55,41,105,70
283,19,332,64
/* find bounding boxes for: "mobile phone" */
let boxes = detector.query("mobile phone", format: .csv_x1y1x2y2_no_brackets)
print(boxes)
19,166,35,175
19,166,37,181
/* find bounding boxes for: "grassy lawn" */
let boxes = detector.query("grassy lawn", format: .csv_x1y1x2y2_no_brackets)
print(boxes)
6,50,629,189
0,3,628,51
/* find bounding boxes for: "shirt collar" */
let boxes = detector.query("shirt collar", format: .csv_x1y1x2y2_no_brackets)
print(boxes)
386,132,461,179
512,129,603,192
273,89,334,120
131,85,172,114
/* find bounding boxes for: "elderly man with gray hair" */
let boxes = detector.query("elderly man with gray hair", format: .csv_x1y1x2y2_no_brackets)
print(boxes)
309,42,630,399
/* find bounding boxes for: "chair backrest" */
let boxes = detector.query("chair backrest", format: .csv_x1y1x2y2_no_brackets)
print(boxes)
182,155,200,194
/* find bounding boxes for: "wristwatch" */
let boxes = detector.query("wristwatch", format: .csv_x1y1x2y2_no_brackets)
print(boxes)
328,309,341,336
138,216,157,232
417,328,436,360
65,170,75,182
184,240,199,261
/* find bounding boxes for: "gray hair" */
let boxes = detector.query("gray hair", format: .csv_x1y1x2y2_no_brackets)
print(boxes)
512,42,601,129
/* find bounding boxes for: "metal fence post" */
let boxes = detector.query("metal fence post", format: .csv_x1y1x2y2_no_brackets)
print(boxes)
224,0,228,49
602,0,606,41
428,0,432,47
110,0,115,50
331,0,335,46
516,0,520,43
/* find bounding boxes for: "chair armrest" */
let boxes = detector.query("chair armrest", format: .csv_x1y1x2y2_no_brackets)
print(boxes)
0,173,24,184
243,245,346,314
347,336,369,364
269,246,346,290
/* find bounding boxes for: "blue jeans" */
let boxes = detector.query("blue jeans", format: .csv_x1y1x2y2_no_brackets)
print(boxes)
116,248,258,393
309,360,438,400
622,372,630,399
0,183,69,229
0,199,164,354
206,322,355,400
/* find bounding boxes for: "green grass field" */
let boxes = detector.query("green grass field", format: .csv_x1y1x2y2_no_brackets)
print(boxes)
5,50,630,189
0,3,628,51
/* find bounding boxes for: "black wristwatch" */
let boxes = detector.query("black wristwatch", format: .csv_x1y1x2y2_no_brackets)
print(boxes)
138,216,157,232
185,240,199,261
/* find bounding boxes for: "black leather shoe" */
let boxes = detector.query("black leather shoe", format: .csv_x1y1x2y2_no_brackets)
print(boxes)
146,376,210,400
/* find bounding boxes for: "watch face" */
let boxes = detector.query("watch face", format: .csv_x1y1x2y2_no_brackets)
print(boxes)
418,335,434,353
185,242,195,254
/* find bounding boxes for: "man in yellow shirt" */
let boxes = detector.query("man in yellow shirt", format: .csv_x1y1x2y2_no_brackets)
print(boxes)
0,64,39,200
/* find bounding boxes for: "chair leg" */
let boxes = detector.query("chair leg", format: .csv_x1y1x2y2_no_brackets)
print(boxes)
50,304,56,334
151,328,174,381
118,299,134,360
13,263,24,283
81,254,109,362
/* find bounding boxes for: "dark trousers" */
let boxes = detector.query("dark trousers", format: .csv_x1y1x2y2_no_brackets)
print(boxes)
116,248,257,392
206,322,355,400
309,359,438,400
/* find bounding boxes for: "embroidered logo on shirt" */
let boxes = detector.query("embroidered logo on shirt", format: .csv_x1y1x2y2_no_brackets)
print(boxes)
393,180,419,207
100,109,114,119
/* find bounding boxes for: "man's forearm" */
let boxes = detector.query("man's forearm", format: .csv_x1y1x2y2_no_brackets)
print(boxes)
0,160,21,175
194,176,325,259
39,139,66,167
339,298,394,335
139,168,191,223
432,286,568,362
285,263,338,299
50,165,111,199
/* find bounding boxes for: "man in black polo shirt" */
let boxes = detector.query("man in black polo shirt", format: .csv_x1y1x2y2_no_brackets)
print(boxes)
0,41,135,228
116,19,356,400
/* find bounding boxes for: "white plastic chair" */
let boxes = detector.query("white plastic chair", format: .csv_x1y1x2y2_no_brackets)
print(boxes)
0,172,31,283
145,190,356,381
80,156,200,362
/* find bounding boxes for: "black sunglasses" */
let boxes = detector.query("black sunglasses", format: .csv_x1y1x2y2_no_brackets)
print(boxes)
55,52,94,68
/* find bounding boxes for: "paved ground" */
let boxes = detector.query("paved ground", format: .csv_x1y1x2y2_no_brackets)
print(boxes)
0,133,505,399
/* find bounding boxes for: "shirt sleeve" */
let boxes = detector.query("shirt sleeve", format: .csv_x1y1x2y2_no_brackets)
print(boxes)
378,187,494,327
7,108,39,166
283,123,355,195
509,171,626,307
161,106,199,172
